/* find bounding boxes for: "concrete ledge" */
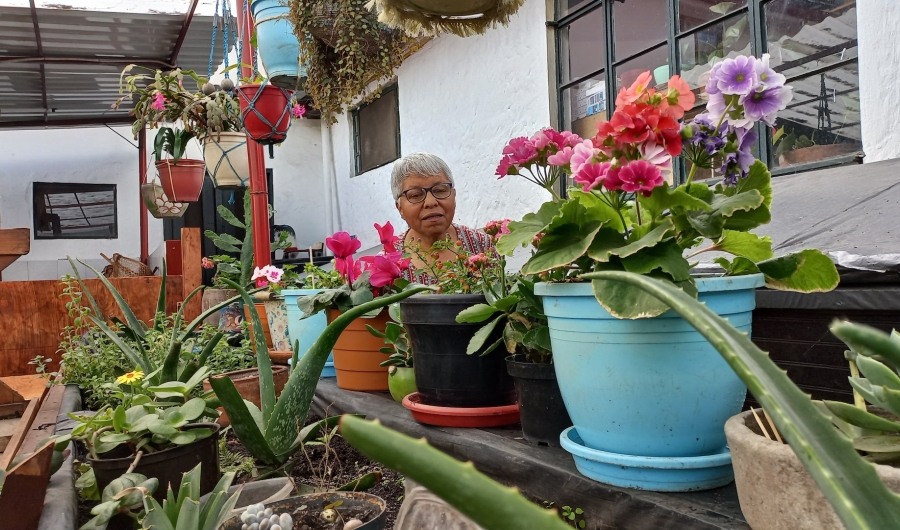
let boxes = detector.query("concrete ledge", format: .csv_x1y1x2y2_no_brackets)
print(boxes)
312,379,749,530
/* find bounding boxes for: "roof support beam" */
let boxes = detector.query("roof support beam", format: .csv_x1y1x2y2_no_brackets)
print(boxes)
170,0,201,66
0,56,176,68
27,0,49,121
0,116,134,129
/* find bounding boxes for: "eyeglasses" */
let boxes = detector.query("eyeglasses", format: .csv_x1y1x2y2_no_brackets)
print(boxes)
398,182,454,204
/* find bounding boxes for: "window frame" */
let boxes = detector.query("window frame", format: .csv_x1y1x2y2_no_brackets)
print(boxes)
352,83,402,176
32,182,118,240
552,0,863,184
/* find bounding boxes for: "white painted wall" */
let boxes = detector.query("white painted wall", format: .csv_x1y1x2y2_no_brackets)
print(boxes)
324,0,554,251
0,126,193,280
858,0,900,163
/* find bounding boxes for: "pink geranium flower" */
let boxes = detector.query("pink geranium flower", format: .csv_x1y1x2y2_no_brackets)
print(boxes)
617,160,664,196
326,231,361,260
151,92,166,111
530,130,552,150
374,221,400,253
547,146,575,167
615,71,654,109
569,140,600,174
502,137,538,165
573,162,613,192
495,156,518,178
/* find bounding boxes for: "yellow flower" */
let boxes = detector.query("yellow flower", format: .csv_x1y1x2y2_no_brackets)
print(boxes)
116,369,144,385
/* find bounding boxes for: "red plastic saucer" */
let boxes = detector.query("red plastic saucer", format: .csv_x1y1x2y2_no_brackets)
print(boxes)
401,392,520,428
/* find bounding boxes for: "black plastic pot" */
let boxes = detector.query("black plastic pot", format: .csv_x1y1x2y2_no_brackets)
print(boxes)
506,355,572,446
401,294,515,408
89,423,221,502
220,492,388,530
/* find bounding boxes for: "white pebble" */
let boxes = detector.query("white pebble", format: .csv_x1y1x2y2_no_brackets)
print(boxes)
271,526,282,530
259,518,270,530
264,508,274,518
241,525,248,530
248,524,259,530
241,512,250,524
321,509,338,523
279,514,293,528
270,514,280,524
344,518,364,530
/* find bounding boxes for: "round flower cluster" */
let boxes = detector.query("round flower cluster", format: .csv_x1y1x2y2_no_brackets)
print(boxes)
251,265,284,288
496,129,583,178
327,222,410,288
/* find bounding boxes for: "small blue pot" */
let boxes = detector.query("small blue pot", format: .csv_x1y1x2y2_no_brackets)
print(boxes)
283,289,334,378
535,274,763,460
251,0,303,89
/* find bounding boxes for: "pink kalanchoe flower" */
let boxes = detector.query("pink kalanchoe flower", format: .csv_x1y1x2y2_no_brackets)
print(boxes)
467,254,489,267
502,137,538,165
573,162,613,192
151,92,166,111
617,160,664,196
500,219,511,235
326,231,361,260
291,104,306,118
374,221,400,253
569,140,600,174
201,257,214,269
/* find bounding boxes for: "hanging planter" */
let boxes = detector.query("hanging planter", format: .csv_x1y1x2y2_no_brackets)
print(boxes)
369,0,526,37
235,82,293,145
141,180,188,219
204,132,250,188
156,158,205,203
251,0,303,89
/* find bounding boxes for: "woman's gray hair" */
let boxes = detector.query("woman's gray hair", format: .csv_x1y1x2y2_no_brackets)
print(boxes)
391,152,454,200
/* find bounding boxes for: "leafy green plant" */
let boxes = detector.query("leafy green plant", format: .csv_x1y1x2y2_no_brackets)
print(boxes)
209,279,434,477
580,270,900,530
153,127,195,164
821,322,900,465
339,415,572,530
560,506,586,529
80,470,159,530
218,433,255,480
366,303,412,368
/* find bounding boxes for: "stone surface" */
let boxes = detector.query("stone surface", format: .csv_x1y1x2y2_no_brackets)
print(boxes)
726,410,900,530
394,479,485,530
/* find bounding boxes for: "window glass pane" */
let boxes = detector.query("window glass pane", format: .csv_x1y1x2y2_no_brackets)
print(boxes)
613,0,667,60
560,6,606,84
357,87,400,174
559,0,594,17
33,183,117,239
615,45,669,93
562,75,608,139
678,0,745,33
765,0,857,79
772,64,861,168
678,12,751,93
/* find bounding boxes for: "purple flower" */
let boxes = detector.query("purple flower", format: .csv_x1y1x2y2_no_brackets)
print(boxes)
712,56,758,96
741,85,793,126
735,126,758,174
755,53,786,89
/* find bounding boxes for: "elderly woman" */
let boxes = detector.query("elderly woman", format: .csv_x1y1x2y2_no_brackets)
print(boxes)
391,152,493,284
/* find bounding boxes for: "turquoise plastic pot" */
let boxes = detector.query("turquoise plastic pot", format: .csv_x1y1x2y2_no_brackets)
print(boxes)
535,274,763,459
251,0,304,89
282,289,334,378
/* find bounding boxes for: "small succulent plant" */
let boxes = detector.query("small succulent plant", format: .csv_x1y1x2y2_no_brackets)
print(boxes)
239,503,292,530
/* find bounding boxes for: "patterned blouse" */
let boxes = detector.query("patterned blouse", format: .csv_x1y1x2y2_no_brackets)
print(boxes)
398,224,494,285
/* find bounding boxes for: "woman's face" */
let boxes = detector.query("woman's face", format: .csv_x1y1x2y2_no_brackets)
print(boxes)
395,174,456,240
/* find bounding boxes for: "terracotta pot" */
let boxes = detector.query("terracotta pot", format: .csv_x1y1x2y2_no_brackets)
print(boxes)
203,366,289,427
244,303,273,352
726,410,900,529
779,143,860,166
155,158,205,202
201,288,238,328
326,308,390,391
269,350,292,365
235,84,293,145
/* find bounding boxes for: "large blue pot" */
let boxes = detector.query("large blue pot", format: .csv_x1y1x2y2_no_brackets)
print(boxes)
251,0,303,89
535,274,763,459
283,289,334,377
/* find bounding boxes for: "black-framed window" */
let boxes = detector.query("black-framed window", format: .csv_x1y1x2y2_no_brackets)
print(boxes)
33,182,118,239
554,0,861,181
352,83,401,175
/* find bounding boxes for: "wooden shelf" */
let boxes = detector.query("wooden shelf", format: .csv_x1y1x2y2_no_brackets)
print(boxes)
0,228,30,273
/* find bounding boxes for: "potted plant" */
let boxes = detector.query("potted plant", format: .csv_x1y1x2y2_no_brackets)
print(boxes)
367,303,417,402
234,78,294,145
252,263,302,358
368,0,525,37
283,264,345,378
297,224,415,391
196,81,251,189
398,227,515,409
726,321,900,530
222,493,387,530
494,55,839,490
251,0,302,89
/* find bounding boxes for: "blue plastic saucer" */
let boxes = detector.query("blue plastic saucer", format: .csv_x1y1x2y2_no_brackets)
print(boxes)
560,427,734,492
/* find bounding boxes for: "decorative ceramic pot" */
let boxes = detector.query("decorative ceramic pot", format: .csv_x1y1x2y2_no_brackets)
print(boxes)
201,288,238,328
264,299,291,351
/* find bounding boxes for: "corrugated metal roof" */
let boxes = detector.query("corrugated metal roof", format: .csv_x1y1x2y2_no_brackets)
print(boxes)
0,5,235,127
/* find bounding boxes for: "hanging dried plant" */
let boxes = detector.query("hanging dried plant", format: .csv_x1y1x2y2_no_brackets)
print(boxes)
289,0,424,121
366,0,526,38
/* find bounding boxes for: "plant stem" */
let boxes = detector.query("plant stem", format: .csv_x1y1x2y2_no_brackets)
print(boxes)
635,197,643,225
848,360,867,410
686,245,717,259
126,451,144,473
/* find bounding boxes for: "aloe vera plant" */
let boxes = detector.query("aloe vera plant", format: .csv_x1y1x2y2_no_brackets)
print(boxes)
581,270,900,530
209,280,434,475
339,415,571,530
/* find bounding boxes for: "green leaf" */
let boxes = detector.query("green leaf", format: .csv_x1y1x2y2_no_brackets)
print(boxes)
589,219,674,262
590,273,697,319
215,205,246,229
78,259,147,340
350,286,375,307
853,436,900,453
638,185,712,218
492,295,520,313
87,316,151,375
570,190,626,232
496,200,565,255
686,190,764,239
456,304,500,324
467,315,505,355
521,200,603,275
99,433,133,444
719,162,773,231
713,230,774,261
113,406,127,432
714,257,761,276
179,398,207,422
143,496,176,530
204,232,242,253
366,325,386,338
580,270,900,530
169,431,198,445
621,239,691,282
855,355,900,391
831,321,900,373
758,249,839,293
522,326,551,353
824,401,900,432
207,375,278,464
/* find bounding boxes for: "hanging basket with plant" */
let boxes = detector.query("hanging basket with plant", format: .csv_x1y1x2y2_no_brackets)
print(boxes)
141,180,189,219
366,0,526,37
288,0,424,120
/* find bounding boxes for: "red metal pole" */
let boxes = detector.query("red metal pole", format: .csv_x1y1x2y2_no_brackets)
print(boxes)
236,0,272,268
139,127,149,264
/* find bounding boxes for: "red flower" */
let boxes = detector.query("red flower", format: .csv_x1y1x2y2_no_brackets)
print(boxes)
502,137,539,165
495,155,518,178
374,221,400,253
326,231,361,260
573,162,613,192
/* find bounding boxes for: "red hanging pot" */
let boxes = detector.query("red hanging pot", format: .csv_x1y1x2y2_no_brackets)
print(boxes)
156,158,205,202
235,83,294,145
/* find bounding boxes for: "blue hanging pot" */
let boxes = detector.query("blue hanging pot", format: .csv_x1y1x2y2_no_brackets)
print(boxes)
251,0,302,89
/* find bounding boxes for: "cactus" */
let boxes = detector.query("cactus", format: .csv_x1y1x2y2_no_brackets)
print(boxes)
339,415,571,530
581,270,900,530
210,281,435,472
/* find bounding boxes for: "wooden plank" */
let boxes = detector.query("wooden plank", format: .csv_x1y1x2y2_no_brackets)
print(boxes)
181,227,203,322
0,398,39,471
0,380,24,405
0,228,30,255
18,384,64,457
0,440,54,530
0,375,45,402
0,402,28,420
